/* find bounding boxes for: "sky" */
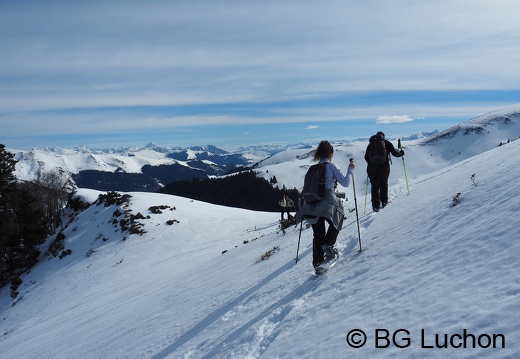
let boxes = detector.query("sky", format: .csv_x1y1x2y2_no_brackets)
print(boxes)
2,0,520,150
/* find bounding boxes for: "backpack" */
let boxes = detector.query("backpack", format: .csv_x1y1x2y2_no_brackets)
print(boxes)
368,134,387,165
302,162,328,204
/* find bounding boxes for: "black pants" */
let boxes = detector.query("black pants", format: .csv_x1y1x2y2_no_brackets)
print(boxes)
368,164,390,209
311,217,339,267
281,208,292,220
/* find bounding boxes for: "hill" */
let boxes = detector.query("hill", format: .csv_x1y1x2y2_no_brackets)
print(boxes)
255,105,520,194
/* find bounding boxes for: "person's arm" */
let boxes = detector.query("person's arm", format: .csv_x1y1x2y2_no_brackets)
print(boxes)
330,163,353,188
386,140,404,157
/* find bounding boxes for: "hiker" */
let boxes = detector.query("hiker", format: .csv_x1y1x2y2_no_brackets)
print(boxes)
364,131,404,212
279,194,294,221
297,140,355,271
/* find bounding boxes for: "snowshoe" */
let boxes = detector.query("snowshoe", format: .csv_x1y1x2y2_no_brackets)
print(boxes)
321,244,338,262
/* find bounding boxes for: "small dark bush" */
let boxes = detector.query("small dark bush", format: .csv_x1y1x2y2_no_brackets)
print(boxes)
48,232,66,257
149,205,171,214
10,277,23,298
96,192,132,207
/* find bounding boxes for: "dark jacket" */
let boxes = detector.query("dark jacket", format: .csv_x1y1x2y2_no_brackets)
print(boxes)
364,139,403,169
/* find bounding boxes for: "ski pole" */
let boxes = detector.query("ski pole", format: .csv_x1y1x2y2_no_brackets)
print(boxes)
398,138,410,195
363,174,369,214
349,158,363,252
295,220,303,264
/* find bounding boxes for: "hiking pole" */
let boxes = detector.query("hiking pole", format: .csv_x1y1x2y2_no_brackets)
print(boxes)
398,138,410,195
363,175,369,214
295,220,303,264
349,158,363,252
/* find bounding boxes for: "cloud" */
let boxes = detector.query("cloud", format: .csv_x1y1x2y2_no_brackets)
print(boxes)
376,115,414,124
306,125,320,130
2,1,520,149
3,0,520,114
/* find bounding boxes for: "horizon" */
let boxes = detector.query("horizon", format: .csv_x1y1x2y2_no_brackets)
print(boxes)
2,1,520,150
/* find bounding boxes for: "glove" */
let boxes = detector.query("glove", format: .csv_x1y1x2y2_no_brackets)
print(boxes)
400,150,405,156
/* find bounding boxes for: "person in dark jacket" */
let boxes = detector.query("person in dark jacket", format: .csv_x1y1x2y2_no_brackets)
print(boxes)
364,131,404,212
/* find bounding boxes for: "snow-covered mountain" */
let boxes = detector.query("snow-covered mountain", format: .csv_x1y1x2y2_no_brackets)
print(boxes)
254,107,519,193
11,144,270,191
421,106,520,161
9,104,518,195
0,111,519,358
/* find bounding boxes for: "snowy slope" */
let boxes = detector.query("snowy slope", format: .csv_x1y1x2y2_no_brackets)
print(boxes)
422,105,520,162
256,106,520,194
1,138,519,358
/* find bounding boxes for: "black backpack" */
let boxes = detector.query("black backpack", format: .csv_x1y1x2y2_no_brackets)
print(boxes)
302,162,328,204
368,134,387,165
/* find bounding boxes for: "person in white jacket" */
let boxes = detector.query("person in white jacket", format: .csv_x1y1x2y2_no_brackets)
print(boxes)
279,194,294,221
297,140,355,273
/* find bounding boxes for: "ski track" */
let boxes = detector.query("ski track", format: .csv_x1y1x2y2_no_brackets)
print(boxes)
151,211,372,359
175,217,370,358
151,249,317,359
198,275,322,359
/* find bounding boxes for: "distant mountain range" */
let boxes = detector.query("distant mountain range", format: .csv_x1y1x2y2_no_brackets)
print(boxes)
8,105,520,193
9,132,436,192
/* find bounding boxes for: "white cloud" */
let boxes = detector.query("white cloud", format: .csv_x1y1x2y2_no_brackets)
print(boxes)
306,125,320,130
376,115,414,124
3,0,520,114
2,0,520,148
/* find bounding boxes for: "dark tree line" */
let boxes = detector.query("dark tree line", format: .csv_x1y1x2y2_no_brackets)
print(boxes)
158,170,300,212
0,145,71,289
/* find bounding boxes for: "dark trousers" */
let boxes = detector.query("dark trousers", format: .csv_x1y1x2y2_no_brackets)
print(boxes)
311,217,339,267
368,164,390,208
281,208,292,220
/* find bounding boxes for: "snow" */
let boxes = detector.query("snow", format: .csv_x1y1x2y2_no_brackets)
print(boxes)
11,148,179,181
1,120,520,358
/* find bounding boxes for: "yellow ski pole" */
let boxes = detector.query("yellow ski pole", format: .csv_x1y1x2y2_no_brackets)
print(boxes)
398,138,410,195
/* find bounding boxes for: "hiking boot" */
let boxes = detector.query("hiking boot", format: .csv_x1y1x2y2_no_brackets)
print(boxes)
321,244,338,262
373,206,380,212
314,266,328,276
382,202,388,208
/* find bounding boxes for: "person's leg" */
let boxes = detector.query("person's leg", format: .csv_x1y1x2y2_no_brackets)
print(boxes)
311,218,326,267
370,173,381,209
324,218,339,246
379,166,391,205
320,218,340,261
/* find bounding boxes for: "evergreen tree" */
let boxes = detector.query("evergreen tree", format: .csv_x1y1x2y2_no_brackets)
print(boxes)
12,188,48,268
0,144,16,194
159,170,299,212
0,145,18,286
0,145,47,287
